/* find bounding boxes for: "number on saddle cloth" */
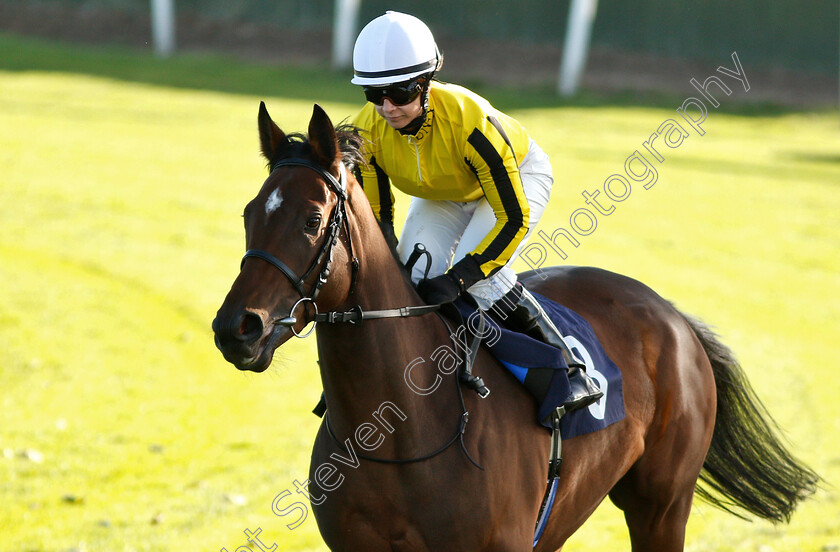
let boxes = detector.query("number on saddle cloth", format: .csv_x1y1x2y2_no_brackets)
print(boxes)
451,291,625,437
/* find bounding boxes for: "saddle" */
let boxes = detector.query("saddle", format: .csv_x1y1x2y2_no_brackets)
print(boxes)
312,290,624,438
445,292,625,548
449,293,624,437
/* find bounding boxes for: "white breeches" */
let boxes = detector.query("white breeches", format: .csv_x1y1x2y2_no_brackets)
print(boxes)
396,139,553,310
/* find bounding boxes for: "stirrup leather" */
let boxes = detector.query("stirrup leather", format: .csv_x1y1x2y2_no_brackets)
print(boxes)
495,287,603,411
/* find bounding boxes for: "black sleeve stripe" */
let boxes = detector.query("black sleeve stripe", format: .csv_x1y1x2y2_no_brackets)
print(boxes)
466,128,525,266
464,157,479,179
370,156,393,225
353,165,363,188
486,115,518,165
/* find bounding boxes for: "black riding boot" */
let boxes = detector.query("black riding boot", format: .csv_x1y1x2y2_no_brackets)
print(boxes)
491,284,604,413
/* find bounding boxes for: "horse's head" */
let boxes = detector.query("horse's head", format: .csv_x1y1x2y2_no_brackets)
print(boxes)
213,102,361,371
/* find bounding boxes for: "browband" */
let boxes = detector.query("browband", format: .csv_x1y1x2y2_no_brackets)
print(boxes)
271,157,347,200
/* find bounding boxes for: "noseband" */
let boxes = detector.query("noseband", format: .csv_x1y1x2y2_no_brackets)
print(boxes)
241,157,359,336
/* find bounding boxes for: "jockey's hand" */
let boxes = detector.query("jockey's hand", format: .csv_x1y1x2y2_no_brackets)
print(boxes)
417,273,462,305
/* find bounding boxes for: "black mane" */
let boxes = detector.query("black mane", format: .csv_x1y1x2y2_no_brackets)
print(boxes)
267,124,366,173
335,124,366,171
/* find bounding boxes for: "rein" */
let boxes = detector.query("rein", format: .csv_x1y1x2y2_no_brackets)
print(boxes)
314,304,440,324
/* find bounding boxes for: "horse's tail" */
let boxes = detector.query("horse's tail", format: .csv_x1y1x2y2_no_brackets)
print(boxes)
681,312,820,523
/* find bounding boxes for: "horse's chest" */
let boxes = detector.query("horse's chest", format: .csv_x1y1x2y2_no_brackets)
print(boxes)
312,464,473,551
317,499,436,552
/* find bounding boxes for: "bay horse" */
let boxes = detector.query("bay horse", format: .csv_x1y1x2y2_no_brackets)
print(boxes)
212,103,818,551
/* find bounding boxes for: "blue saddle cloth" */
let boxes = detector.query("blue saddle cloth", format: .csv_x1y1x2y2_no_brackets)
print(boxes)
455,291,624,438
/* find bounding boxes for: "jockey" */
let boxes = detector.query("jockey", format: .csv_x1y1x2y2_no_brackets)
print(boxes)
350,11,602,413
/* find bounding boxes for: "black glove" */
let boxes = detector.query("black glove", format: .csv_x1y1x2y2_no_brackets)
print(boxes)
416,256,485,305
417,273,462,305
448,255,485,291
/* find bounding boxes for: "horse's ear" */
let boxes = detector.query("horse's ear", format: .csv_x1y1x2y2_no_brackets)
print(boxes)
258,101,287,162
308,104,339,169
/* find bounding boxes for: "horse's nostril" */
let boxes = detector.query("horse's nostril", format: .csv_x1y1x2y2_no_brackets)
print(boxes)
213,312,264,348
237,312,264,342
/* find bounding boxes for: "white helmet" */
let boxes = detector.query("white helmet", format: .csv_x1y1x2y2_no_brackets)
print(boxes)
351,11,441,86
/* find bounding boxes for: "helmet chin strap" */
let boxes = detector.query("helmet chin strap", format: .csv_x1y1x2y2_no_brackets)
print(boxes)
421,74,434,111
394,48,441,136
421,48,442,114
398,73,435,136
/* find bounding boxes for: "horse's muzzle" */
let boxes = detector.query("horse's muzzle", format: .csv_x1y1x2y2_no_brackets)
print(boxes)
212,310,272,370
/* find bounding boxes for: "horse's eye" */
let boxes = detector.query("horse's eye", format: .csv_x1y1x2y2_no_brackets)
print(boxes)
306,215,322,229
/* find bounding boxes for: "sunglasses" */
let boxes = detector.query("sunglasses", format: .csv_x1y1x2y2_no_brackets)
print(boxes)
363,78,426,106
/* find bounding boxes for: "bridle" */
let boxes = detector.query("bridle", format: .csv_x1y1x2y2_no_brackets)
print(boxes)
241,155,484,468
240,156,436,338
240,156,358,338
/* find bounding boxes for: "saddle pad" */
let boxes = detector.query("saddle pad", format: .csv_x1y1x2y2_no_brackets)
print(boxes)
454,292,624,439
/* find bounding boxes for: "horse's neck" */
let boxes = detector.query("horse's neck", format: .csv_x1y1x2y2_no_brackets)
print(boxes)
315,194,457,438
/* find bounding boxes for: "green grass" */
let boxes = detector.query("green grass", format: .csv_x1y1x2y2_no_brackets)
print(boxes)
1,33,838,551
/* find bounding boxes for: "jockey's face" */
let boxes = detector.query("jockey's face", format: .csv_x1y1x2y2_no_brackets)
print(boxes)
375,94,424,130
